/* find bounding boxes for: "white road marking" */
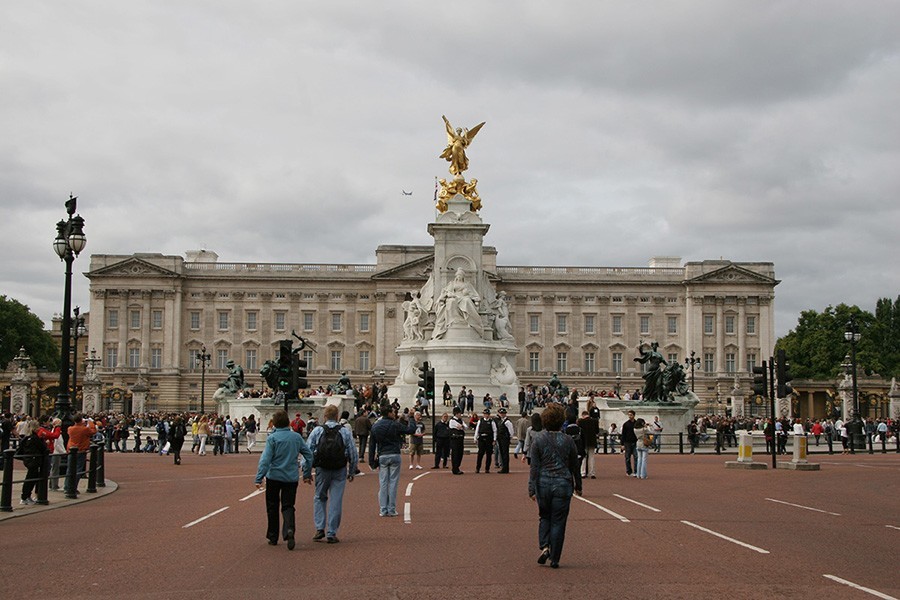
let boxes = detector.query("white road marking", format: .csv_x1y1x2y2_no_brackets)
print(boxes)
886,525,900,531
239,488,265,502
413,471,431,481
183,506,230,529
405,483,414,497
680,520,769,554
574,495,630,522
404,502,411,524
613,494,661,512
765,497,841,516
823,574,898,600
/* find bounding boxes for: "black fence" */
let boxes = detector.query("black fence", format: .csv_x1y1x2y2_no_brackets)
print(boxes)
0,443,106,512
592,431,899,455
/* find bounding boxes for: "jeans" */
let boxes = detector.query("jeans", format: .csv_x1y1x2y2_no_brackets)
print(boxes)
49,454,62,490
583,449,595,477
264,478,298,543
636,447,648,479
313,467,347,537
623,442,637,475
535,477,574,565
377,454,402,516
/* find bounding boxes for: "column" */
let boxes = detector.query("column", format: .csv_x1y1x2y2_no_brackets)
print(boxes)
715,296,725,374
141,290,152,367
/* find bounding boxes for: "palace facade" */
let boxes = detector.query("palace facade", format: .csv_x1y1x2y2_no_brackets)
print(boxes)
82,247,779,414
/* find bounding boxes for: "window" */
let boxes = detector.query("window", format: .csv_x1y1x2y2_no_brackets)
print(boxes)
218,311,229,331
612,352,623,373
726,353,736,373
704,315,714,335
216,349,228,370
584,315,595,335
640,316,650,335
150,348,162,369
188,349,199,369
331,313,342,332
151,310,163,329
584,352,595,373
612,315,622,335
667,316,677,334
246,311,258,331
105,347,118,368
303,312,314,332
190,311,200,330
725,316,735,335
668,353,679,364
128,347,140,368
302,350,313,369
358,350,370,372
130,310,141,329
747,316,757,335
330,350,342,371
746,353,757,373
274,311,286,331
556,352,568,373
529,315,540,334
245,349,258,372
529,352,540,371
359,313,370,333
704,352,715,373
556,315,567,334
107,309,118,328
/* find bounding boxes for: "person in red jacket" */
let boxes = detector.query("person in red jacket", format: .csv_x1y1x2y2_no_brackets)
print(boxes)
811,420,825,446
66,413,97,489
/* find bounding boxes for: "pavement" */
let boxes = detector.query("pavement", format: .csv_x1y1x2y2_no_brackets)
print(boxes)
0,475,118,521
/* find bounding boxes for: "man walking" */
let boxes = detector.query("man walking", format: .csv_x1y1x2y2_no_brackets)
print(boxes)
307,404,357,544
353,409,371,463
449,406,467,475
496,408,514,473
620,410,638,477
368,406,416,517
474,409,497,473
577,410,599,478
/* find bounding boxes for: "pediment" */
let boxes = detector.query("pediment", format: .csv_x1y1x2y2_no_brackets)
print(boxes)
88,257,180,279
372,254,434,280
686,264,776,285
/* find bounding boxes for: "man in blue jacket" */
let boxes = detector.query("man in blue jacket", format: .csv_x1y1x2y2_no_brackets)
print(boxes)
254,410,313,550
306,404,358,544
368,405,416,517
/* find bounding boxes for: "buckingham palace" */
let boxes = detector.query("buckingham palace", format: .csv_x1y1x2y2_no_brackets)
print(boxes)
83,246,778,414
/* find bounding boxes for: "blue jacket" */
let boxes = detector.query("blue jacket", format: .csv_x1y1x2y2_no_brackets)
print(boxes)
368,416,416,467
254,427,313,484
307,421,359,475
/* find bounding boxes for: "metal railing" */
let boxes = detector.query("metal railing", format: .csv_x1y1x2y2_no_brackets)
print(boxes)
1,444,106,512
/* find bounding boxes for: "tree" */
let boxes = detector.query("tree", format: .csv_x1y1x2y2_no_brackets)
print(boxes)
0,295,60,371
776,298,900,381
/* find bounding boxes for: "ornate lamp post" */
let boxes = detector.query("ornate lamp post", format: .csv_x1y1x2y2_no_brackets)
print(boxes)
684,350,700,393
196,345,211,414
53,195,87,433
71,306,87,410
844,317,861,417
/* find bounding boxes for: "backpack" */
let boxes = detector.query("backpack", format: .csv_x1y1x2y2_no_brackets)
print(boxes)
642,432,654,447
313,425,347,470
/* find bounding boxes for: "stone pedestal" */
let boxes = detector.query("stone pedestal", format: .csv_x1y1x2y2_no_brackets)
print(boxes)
82,380,102,415
131,381,149,414
889,378,899,420
604,393,700,443
220,394,356,429
10,380,30,415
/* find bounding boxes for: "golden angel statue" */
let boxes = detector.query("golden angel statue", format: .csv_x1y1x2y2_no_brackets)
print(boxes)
439,115,485,176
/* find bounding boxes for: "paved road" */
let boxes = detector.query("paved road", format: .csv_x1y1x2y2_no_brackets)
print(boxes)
2,450,897,599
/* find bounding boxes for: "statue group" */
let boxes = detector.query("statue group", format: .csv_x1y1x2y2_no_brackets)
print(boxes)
436,115,485,212
633,342,690,402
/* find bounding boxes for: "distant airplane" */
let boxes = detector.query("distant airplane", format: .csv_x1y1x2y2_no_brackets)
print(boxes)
402,190,413,195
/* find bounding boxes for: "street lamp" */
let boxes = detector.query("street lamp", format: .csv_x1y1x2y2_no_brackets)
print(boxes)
53,194,87,434
844,317,861,417
684,351,700,392
196,345,211,414
71,306,87,410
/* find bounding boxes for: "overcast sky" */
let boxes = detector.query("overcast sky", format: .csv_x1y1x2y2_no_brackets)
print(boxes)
2,1,898,339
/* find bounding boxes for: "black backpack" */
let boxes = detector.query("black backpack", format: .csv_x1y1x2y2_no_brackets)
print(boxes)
313,425,347,470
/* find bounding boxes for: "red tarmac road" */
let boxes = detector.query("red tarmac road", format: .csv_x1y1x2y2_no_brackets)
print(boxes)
2,450,897,600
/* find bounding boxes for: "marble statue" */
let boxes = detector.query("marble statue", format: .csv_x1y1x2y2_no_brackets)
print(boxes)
402,293,426,341
490,291,514,341
432,268,483,339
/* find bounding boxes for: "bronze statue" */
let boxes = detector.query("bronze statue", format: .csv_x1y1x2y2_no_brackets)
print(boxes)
633,342,668,402
220,360,246,393
439,115,484,176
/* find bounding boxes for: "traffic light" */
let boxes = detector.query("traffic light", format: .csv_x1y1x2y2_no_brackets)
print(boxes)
277,340,294,396
293,353,308,392
425,367,435,401
418,361,430,394
752,361,768,398
776,349,793,398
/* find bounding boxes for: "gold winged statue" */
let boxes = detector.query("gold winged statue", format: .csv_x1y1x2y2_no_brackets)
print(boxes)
439,115,485,176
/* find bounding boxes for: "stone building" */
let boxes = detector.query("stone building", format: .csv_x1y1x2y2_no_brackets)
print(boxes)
84,246,779,414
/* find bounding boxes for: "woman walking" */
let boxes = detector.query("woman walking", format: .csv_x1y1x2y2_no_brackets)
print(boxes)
197,415,210,455
527,403,582,569
634,418,649,479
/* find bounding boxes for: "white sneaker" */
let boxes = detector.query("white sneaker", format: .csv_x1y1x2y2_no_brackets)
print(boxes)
20,498,35,506
415,465,423,469
409,465,413,469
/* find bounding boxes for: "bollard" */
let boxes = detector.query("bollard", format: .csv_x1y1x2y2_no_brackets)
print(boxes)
678,432,684,454
792,435,809,463
97,445,106,488
36,456,49,506
86,444,98,493
868,434,874,455
64,447,79,499
0,448,15,512
737,432,755,462
826,433,833,455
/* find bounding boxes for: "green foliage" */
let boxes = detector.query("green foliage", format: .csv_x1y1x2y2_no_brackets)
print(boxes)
0,295,60,371
776,296,900,380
